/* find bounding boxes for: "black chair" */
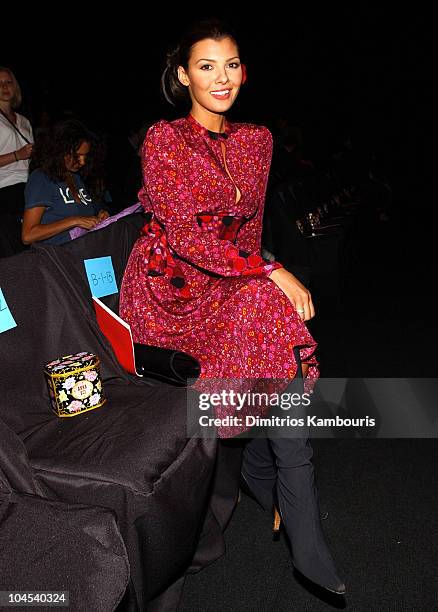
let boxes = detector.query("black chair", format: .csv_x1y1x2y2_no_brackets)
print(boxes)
0,215,241,611
0,417,129,612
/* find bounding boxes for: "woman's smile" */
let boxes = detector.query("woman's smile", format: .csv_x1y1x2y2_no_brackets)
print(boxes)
177,37,243,130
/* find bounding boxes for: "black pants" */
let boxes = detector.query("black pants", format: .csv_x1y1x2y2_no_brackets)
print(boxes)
241,348,344,591
0,183,27,258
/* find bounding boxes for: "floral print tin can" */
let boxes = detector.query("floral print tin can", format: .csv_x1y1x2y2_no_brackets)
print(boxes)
44,352,106,416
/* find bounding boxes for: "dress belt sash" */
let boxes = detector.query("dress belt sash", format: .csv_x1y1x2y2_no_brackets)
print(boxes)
140,216,191,299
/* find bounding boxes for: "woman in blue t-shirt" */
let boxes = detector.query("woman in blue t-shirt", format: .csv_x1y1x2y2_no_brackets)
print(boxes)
22,120,109,245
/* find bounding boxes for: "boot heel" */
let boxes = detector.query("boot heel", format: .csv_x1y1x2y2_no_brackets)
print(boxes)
272,507,281,541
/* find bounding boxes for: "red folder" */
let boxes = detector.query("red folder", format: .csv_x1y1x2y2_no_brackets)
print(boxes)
93,296,201,385
92,296,140,376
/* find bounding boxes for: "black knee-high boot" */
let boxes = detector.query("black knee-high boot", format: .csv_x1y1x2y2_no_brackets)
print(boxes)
241,349,346,594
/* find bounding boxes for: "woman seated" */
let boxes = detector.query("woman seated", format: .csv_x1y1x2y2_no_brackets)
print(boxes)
22,119,109,245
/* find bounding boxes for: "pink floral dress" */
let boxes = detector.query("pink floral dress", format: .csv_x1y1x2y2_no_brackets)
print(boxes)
120,114,318,437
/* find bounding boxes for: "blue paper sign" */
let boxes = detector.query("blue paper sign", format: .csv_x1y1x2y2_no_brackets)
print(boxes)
84,256,118,298
0,287,17,334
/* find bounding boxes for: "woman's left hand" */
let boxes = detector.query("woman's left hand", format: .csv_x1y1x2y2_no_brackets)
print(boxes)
268,268,315,321
97,209,110,222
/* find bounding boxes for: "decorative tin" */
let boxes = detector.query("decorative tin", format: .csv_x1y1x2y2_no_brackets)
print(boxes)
44,352,106,417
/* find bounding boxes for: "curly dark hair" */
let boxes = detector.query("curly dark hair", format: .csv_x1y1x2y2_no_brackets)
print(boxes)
81,134,110,203
32,119,96,181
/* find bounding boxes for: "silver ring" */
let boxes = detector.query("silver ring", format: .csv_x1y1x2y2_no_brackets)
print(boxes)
297,308,305,313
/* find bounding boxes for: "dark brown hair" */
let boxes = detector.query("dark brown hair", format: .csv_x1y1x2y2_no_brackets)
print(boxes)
160,18,240,107
32,119,95,182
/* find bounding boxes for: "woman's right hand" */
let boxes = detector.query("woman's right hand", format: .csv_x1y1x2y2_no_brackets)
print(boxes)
73,215,100,230
268,267,315,321
22,209,100,245
16,144,33,160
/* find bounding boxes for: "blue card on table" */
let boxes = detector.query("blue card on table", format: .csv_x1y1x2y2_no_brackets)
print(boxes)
0,287,17,334
84,256,118,298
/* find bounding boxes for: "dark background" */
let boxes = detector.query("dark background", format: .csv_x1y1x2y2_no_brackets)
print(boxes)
3,12,438,609
4,7,434,204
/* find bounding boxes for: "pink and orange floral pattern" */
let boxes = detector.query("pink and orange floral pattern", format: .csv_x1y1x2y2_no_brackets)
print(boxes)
120,115,319,436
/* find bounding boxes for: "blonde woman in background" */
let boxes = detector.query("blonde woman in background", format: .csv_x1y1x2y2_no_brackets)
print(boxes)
0,66,33,257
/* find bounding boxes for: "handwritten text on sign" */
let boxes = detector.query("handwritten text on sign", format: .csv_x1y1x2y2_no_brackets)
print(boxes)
0,287,17,333
84,256,118,298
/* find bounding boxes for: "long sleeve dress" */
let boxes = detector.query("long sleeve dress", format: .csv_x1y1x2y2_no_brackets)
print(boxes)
120,114,319,436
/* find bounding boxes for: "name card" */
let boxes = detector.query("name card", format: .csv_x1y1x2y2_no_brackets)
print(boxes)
84,256,118,298
0,288,17,334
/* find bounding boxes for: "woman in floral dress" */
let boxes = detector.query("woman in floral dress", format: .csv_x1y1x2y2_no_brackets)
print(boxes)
120,18,345,596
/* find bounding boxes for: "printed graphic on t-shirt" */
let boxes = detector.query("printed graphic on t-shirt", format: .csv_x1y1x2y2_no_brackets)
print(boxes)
59,187,92,205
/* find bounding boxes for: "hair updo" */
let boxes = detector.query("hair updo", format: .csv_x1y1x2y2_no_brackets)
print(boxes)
160,18,240,107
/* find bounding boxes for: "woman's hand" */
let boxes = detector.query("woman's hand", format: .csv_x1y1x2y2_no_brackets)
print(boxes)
97,209,110,222
73,215,100,230
16,144,33,160
269,268,315,321
22,209,99,244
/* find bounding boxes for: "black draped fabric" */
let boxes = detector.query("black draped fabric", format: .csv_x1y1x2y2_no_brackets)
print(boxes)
0,183,28,258
0,419,130,612
0,215,241,611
